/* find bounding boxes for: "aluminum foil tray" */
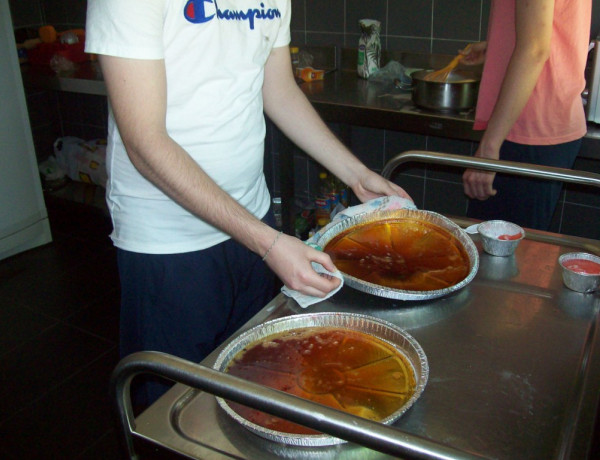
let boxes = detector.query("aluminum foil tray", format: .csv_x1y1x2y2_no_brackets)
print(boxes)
213,312,429,447
316,209,479,300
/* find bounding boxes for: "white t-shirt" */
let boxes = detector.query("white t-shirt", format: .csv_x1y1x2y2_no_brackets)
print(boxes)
85,0,291,254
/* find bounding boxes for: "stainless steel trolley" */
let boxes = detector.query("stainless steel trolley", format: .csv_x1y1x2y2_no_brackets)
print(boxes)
112,152,600,460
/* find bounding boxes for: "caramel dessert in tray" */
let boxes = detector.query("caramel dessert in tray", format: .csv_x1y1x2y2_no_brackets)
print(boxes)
225,327,416,435
324,218,470,291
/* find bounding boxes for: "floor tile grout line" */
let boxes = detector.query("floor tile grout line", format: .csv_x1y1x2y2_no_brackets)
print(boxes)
0,345,118,426
0,295,119,360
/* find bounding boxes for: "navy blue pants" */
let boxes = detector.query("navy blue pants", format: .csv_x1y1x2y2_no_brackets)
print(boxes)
467,139,582,231
117,214,276,408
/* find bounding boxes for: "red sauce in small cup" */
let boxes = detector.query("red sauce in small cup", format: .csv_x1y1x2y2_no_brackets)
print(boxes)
563,259,600,275
498,233,521,241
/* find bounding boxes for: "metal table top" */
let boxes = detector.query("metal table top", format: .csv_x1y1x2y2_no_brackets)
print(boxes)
124,230,600,460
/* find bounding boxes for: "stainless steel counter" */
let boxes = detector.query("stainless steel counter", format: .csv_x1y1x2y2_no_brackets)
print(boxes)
299,69,481,141
114,227,600,460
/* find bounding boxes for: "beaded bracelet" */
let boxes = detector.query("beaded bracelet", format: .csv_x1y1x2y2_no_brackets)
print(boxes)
262,230,283,261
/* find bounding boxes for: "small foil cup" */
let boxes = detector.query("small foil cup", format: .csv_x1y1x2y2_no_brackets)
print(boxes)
477,220,524,257
558,252,600,293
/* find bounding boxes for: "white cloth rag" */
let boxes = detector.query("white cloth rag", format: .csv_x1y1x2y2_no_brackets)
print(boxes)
280,262,344,308
281,195,416,308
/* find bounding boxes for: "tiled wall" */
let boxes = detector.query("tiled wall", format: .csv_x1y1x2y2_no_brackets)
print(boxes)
9,0,600,239
290,0,490,56
274,0,600,240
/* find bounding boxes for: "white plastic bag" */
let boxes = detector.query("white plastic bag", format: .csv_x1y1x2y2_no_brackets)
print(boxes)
53,137,107,187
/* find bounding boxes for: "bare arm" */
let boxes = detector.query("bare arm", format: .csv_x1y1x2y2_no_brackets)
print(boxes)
262,46,411,202
100,55,276,255
463,0,554,200
100,54,339,297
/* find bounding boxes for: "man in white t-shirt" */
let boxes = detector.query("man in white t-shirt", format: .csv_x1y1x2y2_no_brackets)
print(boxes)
86,0,411,406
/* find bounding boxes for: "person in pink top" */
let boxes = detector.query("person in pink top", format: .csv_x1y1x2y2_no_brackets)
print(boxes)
461,0,592,230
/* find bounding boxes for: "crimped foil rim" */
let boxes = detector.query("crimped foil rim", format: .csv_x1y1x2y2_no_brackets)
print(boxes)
558,252,600,277
316,209,479,300
213,312,429,446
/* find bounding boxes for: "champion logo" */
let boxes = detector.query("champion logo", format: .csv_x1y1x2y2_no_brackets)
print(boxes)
184,0,215,23
184,0,281,29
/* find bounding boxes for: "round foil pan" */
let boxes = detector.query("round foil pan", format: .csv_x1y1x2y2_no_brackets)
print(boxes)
213,312,429,447
316,209,479,300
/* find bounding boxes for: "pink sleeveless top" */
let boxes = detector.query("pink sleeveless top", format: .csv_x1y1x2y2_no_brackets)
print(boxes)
473,0,591,145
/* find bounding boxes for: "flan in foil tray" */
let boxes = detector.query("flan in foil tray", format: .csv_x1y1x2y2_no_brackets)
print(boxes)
213,312,429,447
317,209,479,301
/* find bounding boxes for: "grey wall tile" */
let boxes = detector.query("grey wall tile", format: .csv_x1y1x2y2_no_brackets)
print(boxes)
291,31,306,46
306,0,345,34
345,0,387,36
480,0,491,40
432,0,482,41
560,203,600,239
349,126,386,172
564,183,600,208
592,0,600,38
426,136,473,182
305,32,345,49
387,0,432,38
431,39,471,55
565,158,600,207
394,174,425,208
384,130,427,176
386,36,430,53
291,0,305,32
424,180,468,216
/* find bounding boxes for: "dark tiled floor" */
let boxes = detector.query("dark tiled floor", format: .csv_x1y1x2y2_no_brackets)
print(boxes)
0,194,126,459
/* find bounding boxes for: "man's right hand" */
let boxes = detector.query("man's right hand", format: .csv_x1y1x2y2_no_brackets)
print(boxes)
263,232,341,298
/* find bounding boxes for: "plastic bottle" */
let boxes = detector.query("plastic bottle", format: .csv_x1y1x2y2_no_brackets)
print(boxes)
333,176,349,208
271,197,282,229
314,172,334,224
316,217,330,230
290,46,300,75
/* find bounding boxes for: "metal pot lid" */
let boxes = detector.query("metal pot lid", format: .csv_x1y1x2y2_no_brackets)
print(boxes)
411,69,480,84
316,209,479,301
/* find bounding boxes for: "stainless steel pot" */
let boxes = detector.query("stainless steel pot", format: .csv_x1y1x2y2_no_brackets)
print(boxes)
411,69,480,111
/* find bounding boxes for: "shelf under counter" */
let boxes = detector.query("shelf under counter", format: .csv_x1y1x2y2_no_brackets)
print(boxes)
21,60,106,96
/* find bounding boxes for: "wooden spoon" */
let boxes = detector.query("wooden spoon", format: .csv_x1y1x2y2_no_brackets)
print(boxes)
424,44,472,83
